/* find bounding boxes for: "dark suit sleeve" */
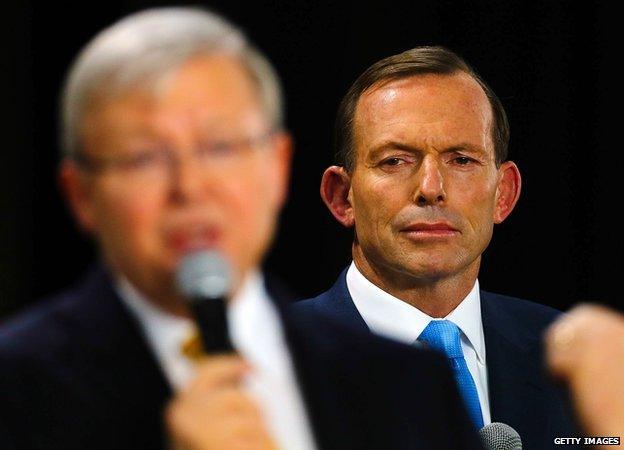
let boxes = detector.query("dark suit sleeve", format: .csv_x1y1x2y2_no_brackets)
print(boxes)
0,424,17,450
0,349,25,449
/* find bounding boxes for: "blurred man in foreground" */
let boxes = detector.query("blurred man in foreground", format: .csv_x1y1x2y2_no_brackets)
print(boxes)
0,9,481,450
294,46,580,449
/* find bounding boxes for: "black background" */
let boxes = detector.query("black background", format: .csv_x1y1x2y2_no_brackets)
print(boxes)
2,1,621,318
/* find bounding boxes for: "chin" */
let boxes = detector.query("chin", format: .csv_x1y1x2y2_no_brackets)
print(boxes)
397,257,458,281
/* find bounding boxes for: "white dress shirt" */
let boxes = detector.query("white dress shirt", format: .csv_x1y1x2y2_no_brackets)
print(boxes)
346,262,491,425
117,271,317,450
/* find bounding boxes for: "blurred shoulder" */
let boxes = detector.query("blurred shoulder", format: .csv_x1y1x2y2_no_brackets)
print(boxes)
0,289,84,363
0,267,114,366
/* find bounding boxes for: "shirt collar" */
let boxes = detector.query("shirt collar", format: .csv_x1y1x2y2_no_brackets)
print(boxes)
446,278,485,364
116,275,194,355
115,270,288,384
227,271,290,375
346,262,485,363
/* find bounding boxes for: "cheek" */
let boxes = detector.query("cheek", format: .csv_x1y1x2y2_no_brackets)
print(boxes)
219,170,279,272
94,184,165,245
221,171,277,237
453,178,497,237
352,176,402,240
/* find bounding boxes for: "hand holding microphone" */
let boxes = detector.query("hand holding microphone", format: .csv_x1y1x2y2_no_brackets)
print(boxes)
166,354,276,450
166,250,276,450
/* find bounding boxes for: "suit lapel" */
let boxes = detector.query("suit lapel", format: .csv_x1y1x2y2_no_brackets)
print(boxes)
63,267,172,447
315,269,370,333
481,291,549,446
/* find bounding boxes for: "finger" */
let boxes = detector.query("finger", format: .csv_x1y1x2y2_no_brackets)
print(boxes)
166,395,273,450
545,313,584,376
185,355,251,393
194,387,265,416
216,416,276,450
545,303,623,376
168,387,264,429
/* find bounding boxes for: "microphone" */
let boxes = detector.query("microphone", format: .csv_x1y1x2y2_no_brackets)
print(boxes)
479,422,522,450
176,250,234,353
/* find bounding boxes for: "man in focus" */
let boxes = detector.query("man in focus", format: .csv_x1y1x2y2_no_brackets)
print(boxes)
295,46,580,449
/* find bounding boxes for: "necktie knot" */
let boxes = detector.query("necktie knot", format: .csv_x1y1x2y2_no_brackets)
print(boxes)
418,320,463,359
181,329,204,362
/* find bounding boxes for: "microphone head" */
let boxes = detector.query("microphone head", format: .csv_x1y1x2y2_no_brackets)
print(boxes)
479,422,522,450
176,250,232,301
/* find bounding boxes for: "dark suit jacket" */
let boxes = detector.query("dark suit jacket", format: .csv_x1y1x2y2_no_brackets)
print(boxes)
292,269,582,450
0,266,482,450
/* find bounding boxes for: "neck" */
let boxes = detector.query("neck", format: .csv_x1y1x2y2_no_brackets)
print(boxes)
135,280,193,319
352,245,479,318
117,267,249,319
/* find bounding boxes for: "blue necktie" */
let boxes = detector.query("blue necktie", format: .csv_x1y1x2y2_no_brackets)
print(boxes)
418,320,484,429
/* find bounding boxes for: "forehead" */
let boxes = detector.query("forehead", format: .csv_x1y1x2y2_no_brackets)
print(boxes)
153,54,262,115
81,54,266,141
353,72,493,154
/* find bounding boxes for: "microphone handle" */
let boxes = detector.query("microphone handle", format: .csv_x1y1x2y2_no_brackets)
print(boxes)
190,297,234,353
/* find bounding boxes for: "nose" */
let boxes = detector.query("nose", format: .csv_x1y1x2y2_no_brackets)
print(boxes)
413,155,446,206
170,150,207,204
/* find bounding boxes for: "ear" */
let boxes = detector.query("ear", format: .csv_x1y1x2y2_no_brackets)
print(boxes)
58,159,97,233
493,161,522,224
268,131,293,208
320,166,355,228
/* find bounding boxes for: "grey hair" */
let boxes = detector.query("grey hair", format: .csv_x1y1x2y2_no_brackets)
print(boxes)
61,7,284,158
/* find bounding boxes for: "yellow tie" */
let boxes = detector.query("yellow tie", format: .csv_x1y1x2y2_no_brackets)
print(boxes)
181,329,205,362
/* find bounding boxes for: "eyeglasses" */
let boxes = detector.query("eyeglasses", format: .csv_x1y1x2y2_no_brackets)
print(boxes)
73,129,276,181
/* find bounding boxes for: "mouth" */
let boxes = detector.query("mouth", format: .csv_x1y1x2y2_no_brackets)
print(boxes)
399,222,459,239
166,225,222,254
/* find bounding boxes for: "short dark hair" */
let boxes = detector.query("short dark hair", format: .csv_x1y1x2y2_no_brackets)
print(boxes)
335,46,510,171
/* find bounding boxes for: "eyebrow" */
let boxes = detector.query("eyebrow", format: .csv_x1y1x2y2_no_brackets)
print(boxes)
443,143,488,156
368,140,487,158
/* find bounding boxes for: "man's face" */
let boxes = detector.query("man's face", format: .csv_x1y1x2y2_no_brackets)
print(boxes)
64,55,290,298
347,73,516,282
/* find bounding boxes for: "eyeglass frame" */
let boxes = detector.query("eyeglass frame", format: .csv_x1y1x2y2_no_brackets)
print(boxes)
71,127,279,177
